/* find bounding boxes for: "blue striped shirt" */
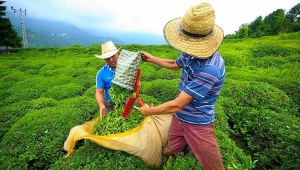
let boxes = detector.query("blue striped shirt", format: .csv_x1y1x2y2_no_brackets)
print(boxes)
175,52,226,125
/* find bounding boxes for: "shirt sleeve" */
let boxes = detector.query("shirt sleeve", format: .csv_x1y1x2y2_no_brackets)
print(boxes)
176,53,185,68
183,65,221,101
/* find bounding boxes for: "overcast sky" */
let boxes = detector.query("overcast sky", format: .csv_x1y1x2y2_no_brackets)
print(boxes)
5,0,299,36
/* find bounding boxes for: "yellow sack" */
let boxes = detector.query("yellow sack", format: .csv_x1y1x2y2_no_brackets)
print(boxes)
64,114,173,167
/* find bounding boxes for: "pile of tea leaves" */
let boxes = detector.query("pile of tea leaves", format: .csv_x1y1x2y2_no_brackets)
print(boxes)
93,84,145,136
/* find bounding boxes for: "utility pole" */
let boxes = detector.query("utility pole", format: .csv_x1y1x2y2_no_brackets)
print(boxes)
11,6,28,48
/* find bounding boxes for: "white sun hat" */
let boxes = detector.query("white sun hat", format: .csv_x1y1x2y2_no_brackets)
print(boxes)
95,40,122,59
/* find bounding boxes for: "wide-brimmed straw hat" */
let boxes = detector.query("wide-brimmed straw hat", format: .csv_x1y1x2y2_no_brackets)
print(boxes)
163,3,224,59
95,40,121,59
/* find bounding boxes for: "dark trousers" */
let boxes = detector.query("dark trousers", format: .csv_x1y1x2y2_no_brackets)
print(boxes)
104,101,114,113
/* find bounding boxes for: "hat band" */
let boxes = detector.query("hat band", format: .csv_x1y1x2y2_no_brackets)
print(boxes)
178,25,213,38
103,48,117,54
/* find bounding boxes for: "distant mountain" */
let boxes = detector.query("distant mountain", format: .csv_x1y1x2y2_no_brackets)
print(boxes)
6,11,167,48
6,11,123,48
81,28,167,45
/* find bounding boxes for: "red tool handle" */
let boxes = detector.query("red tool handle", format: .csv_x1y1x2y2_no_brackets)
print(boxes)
122,97,135,118
121,69,144,118
135,69,144,106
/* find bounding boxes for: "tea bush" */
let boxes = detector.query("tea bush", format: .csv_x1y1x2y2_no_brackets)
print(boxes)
0,70,30,90
220,80,300,169
226,64,300,117
248,56,289,68
83,86,96,98
139,64,159,81
122,44,148,53
30,97,59,110
0,97,59,139
139,94,162,106
4,76,52,104
3,75,74,104
214,99,231,133
0,90,10,107
250,45,291,58
0,96,97,170
139,64,181,81
141,79,179,103
0,101,32,139
214,130,255,170
219,40,251,68
156,68,181,80
41,83,84,101
39,62,67,77
74,74,95,91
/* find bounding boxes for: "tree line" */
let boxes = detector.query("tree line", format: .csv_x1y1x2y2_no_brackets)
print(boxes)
0,1,22,52
226,3,300,39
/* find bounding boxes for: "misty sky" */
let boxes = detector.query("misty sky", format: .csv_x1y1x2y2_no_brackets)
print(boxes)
5,0,299,36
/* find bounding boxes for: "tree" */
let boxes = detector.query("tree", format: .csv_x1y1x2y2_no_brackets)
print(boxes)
248,16,266,38
263,9,285,35
224,34,236,39
0,1,22,53
286,3,300,22
228,3,300,38
286,3,300,32
235,24,249,39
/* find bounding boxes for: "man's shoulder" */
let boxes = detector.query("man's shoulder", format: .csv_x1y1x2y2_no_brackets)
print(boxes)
204,52,224,66
96,65,107,76
99,64,109,71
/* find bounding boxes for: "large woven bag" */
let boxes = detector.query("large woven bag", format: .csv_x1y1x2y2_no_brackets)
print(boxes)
112,49,141,91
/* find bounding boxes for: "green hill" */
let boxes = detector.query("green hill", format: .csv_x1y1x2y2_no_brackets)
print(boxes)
0,32,299,170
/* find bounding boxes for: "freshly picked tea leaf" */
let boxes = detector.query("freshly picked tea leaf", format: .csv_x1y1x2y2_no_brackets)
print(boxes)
93,84,144,136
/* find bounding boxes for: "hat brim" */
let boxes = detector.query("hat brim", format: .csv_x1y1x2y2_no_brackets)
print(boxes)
163,18,224,59
95,47,122,59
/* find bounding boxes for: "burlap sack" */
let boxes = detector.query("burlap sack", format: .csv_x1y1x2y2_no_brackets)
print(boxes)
64,114,173,167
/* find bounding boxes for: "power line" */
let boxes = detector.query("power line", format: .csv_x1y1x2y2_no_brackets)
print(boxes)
11,6,28,48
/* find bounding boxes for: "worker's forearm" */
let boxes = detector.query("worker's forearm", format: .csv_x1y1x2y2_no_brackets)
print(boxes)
147,100,182,115
95,91,105,107
150,56,180,70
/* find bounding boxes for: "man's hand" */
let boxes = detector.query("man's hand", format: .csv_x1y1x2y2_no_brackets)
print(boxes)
96,89,106,120
99,105,106,120
141,52,153,63
140,104,151,116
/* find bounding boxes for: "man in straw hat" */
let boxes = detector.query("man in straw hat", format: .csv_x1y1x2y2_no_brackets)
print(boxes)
140,2,225,169
95,40,121,120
